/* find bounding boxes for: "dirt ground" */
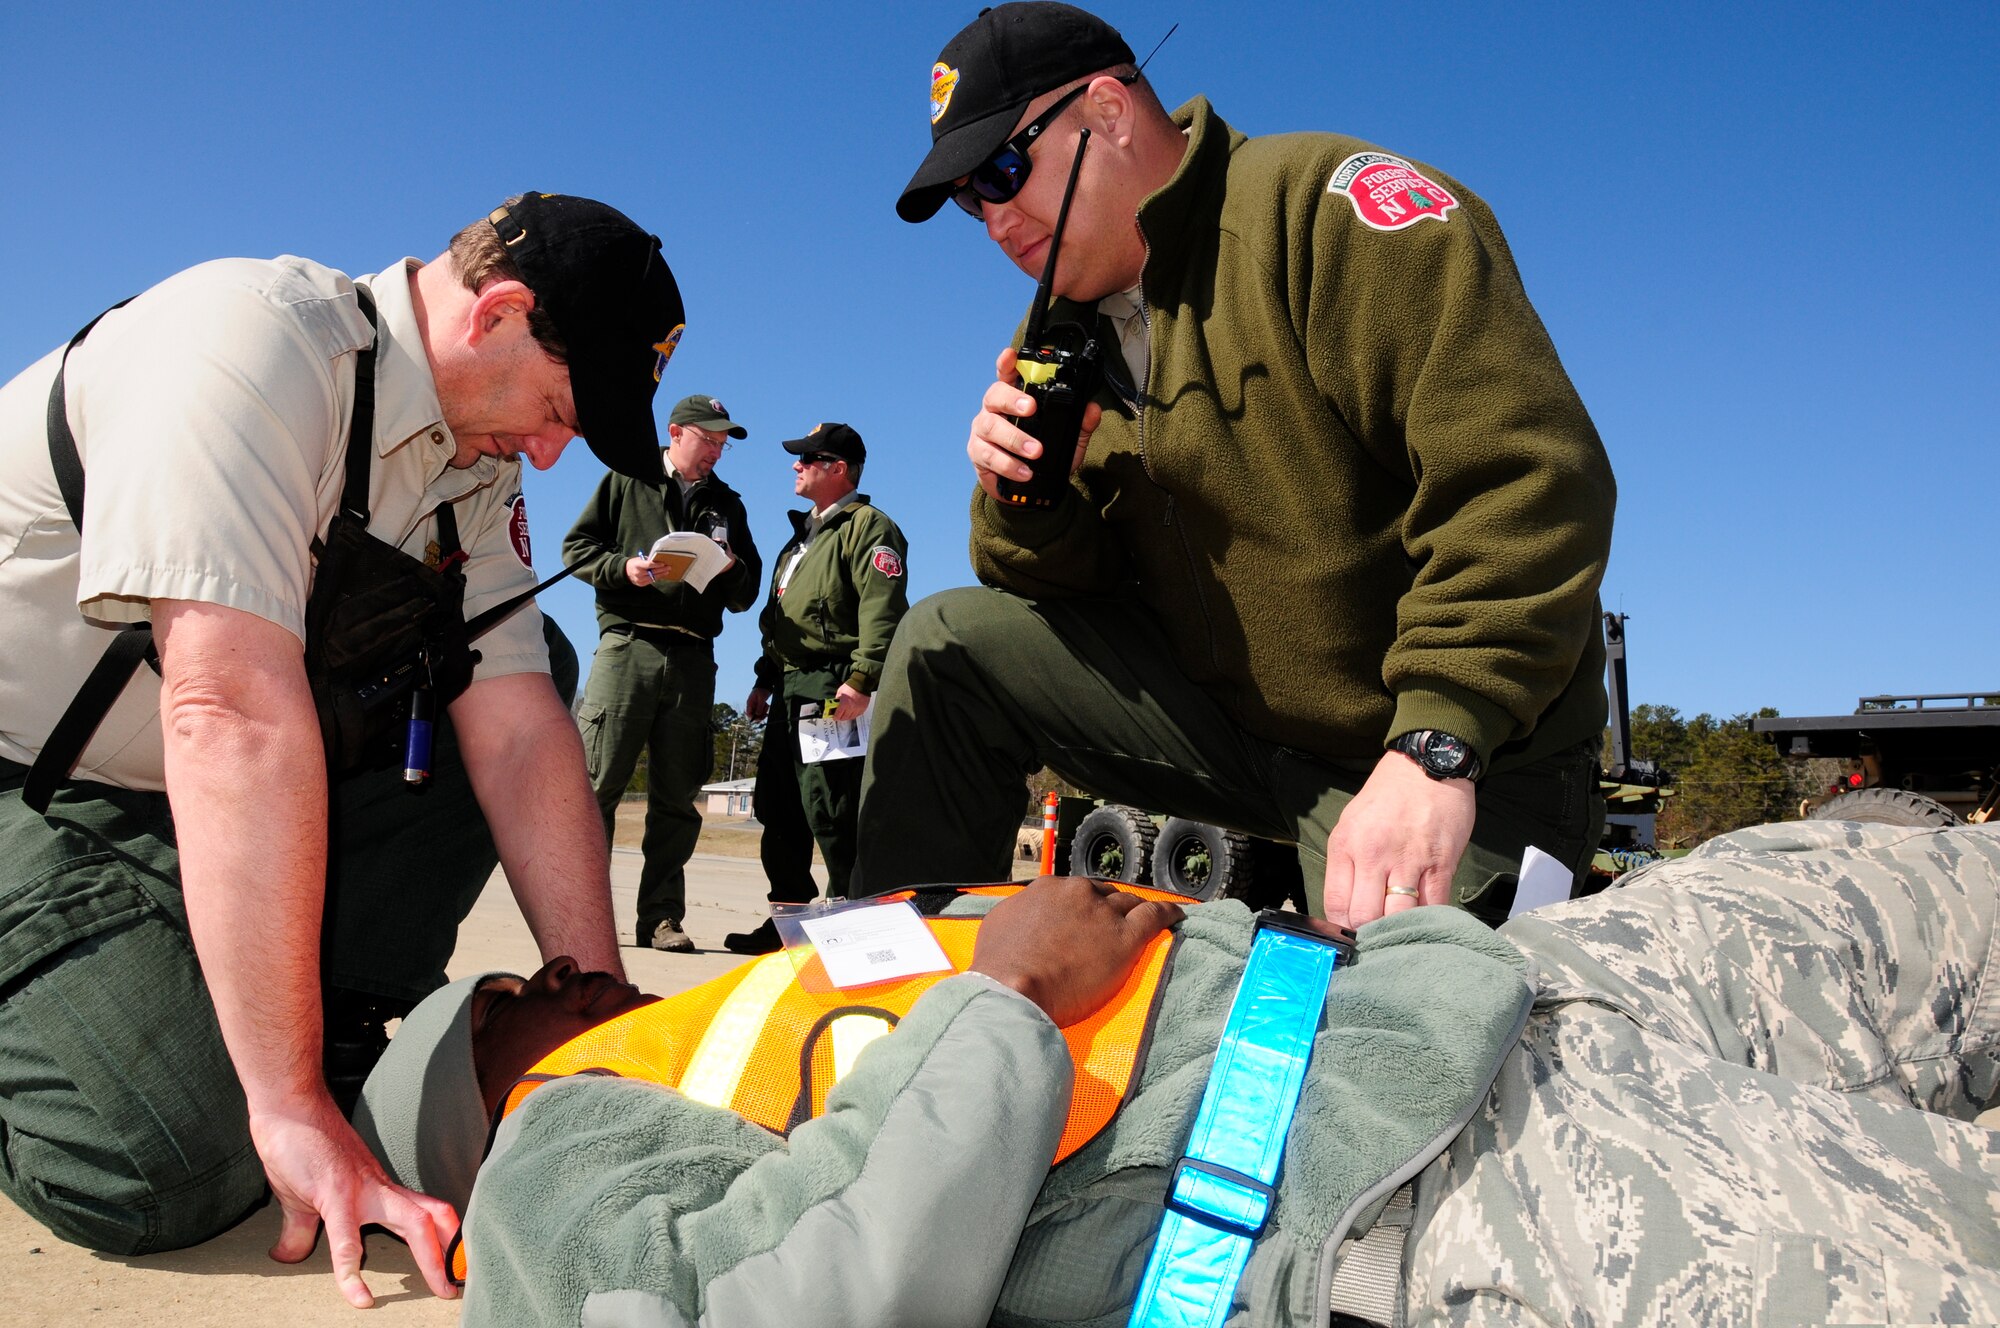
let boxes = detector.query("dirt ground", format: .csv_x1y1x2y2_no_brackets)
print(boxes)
615,800,773,859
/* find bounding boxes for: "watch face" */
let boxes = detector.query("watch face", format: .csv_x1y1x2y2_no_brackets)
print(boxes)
1418,730,1471,777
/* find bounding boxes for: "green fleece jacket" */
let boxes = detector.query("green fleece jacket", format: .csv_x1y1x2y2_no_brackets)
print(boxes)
457,902,1531,1327
753,495,909,696
562,467,761,641
970,99,1615,773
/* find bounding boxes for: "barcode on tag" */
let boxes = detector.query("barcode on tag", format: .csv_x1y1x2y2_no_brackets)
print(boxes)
798,901,952,989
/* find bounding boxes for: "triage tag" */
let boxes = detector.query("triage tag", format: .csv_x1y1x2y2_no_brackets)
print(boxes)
797,900,952,989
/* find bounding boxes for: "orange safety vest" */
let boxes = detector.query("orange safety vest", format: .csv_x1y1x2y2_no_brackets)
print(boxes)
450,883,1189,1283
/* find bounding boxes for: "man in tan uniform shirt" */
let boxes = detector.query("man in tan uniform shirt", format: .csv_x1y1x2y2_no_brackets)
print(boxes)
0,193,684,1307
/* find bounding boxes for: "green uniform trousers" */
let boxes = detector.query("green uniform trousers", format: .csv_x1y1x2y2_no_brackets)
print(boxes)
755,665,862,903
577,629,715,938
856,589,1602,922
0,625,575,1255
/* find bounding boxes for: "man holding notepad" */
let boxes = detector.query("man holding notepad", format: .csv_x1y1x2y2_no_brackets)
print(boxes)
562,394,763,952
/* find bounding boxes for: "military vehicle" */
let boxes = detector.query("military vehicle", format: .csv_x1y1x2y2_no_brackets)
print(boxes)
1755,693,2000,827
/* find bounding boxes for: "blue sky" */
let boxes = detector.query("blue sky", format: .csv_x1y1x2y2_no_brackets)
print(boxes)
4,1,1995,725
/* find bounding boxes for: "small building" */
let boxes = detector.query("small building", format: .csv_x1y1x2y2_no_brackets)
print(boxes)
701,777,757,816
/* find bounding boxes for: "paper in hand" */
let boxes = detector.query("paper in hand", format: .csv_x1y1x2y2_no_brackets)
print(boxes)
796,700,869,763
648,532,732,591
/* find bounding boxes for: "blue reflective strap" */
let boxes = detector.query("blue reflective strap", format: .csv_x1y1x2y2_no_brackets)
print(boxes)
1128,916,1351,1328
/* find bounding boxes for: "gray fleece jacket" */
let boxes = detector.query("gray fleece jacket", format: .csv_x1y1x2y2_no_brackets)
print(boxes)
458,902,1530,1327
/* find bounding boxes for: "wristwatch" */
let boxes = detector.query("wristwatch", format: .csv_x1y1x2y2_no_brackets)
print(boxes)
1390,729,1483,782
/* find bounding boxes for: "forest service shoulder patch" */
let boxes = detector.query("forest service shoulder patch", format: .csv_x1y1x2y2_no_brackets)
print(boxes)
508,494,533,567
1327,152,1459,231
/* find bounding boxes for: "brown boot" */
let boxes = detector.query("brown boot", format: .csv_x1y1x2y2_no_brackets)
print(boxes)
649,920,697,954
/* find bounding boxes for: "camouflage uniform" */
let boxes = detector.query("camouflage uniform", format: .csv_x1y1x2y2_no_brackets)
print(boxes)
1408,820,2000,1325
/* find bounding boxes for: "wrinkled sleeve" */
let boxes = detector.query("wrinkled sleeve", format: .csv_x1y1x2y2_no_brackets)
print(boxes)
562,474,631,594
72,282,343,640
454,488,549,682
717,493,762,615
968,480,1132,599
461,976,1071,1328
843,512,909,695
1303,168,1615,760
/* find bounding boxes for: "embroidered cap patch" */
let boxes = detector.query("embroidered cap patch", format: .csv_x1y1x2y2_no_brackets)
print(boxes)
652,324,685,383
930,63,960,124
1328,153,1458,232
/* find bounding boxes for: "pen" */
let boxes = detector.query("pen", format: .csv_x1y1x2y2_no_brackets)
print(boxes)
633,550,657,584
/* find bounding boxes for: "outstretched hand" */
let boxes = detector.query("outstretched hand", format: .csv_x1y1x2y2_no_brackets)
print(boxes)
972,876,1184,1027
256,1097,461,1307
1323,751,1475,928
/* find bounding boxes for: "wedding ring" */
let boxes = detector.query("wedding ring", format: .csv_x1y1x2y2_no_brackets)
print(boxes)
1385,885,1420,899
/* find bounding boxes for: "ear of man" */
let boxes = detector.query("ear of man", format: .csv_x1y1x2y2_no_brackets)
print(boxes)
465,279,537,348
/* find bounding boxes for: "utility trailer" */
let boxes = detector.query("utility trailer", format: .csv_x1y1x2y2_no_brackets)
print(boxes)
1753,693,2000,826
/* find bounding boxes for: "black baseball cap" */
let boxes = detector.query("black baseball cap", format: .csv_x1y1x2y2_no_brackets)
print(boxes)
897,2,1134,223
669,394,749,440
780,422,866,466
487,193,685,481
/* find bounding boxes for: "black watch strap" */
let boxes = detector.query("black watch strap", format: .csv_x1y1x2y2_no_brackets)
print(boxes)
1390,729,1483,781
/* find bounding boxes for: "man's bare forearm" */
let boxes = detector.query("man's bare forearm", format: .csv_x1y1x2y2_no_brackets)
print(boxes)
155,601,332,1115
453,671,623,977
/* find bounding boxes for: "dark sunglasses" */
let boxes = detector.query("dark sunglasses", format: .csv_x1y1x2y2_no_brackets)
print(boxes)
951,74,1137,219
798,451,843,467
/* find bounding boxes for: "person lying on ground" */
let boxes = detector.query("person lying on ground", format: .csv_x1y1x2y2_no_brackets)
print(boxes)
359,823,2000,1326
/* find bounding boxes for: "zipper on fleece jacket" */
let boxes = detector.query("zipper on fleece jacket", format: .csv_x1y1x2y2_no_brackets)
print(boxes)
1131,231,1222,673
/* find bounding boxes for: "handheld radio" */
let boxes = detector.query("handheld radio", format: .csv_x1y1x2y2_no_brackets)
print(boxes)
996,127,1103,508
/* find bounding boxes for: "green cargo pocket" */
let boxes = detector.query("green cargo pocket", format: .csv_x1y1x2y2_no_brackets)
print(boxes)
577,702,612,775
0,849,165,994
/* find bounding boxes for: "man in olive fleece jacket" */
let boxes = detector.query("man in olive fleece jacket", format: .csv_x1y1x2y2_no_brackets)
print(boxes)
562,395,762,950
864,2,1616,927
736,423,908,945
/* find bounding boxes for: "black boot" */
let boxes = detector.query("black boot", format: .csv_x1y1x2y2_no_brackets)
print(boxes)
323,986,417,1118
722,918,781,955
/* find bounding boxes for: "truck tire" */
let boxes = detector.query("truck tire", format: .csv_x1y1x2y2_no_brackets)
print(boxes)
1808,787,1960,828
1243,836,1309,912
1069,805,1157,883
1155,818,1251,902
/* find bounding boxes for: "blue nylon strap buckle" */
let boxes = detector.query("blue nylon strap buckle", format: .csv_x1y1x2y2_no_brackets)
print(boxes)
1166,1157,1277,1240
1127,911,1355,1328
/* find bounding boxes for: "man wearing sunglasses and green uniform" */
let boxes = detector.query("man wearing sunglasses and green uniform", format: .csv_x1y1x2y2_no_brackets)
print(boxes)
733,424,908,954
862,3,1618,929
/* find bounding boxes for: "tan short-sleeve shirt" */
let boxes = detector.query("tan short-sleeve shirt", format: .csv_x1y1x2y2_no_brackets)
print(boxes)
0,255,550,790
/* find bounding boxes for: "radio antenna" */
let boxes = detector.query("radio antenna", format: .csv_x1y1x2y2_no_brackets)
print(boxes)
1022,128,1091,347
1135,22,1178,73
